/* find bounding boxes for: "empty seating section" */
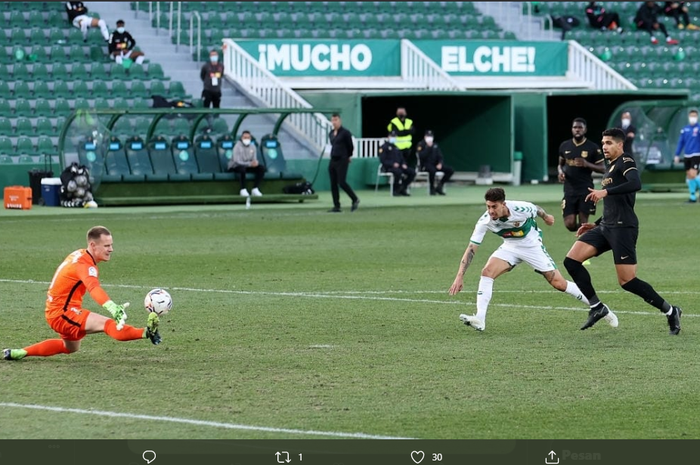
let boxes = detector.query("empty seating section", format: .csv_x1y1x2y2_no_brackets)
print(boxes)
1,1,189,160
127,2,511,60
533,2,700,101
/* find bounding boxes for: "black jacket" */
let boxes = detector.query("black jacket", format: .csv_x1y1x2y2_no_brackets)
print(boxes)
329,126,354,160
65,2,88,23
200,62,224,92
108,30,136,54
635,3,662,24
378,142,406,168
416,140,444,167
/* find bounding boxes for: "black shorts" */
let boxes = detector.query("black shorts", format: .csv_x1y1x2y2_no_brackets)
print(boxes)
562,194,596,217
684,156,700,171
578,225,638,265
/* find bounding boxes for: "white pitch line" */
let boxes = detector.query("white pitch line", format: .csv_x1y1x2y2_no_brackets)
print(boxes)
0,403,413,440
0,279,696,319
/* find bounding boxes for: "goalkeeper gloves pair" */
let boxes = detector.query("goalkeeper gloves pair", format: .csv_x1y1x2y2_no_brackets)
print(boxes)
103,300,129,330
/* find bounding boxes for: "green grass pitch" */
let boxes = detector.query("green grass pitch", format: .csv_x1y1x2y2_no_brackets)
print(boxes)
1,186,698,439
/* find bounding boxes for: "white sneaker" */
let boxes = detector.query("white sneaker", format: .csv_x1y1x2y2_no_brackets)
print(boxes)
239,188,250,197
603,308,619,328
251,187,263,197
459,314,485,332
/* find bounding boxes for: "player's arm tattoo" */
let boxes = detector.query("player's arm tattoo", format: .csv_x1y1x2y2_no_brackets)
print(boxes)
535,205,548,219
458,244,477,276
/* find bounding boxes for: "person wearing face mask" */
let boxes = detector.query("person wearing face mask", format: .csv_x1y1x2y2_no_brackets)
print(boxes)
386,107,415,167
617,111,637,156
557,118,605,232
228,130,265,197
415,130,454,196
674,109,700,203
200,50,224,109
378,130,415,196
107,20,145,65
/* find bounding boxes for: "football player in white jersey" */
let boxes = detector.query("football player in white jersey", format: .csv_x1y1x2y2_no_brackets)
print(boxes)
448,187,618,332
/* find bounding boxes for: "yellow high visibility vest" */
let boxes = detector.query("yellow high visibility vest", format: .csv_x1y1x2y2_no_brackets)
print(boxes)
387,117,413,150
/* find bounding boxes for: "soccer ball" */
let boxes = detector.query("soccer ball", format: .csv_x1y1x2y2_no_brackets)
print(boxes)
144,289,172,316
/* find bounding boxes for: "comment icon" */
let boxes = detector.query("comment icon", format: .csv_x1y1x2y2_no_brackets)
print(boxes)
142,450,157,464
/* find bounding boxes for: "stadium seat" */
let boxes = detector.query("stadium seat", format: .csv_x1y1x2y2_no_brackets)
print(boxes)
13,81,31,98
13,98,33,117
0,136,13,155
0,117,12,136
16,136,35,155
0,99,12,116
0,154,13,164
104,136,132,181
51,63,71,80
149,80,167,96
147,135,186,181
36,135,55,156
32,63,50,80
131,81,149,98
170,135,204,178
53,98,71,115
111,81,129,98
33,81,52,98
52,81,71,99
124,135,154,176
193,134,221,174
15,117,34,136
77,137,105,180
216,133,236,173
168,81,187,99
92,80,109,96
35,117,54,136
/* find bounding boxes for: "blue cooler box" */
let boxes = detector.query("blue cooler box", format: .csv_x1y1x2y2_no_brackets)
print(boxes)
41,178,62,207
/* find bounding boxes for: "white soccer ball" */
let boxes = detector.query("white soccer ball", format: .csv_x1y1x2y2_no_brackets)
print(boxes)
144,288,172,316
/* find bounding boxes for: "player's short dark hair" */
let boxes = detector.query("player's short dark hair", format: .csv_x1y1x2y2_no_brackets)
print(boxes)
116,19,125,26
241,130,251,137
484,187,506,203
602,127,626,143
331,113,341,119
572,117,587,127
689,109,698,115
87,226,111,243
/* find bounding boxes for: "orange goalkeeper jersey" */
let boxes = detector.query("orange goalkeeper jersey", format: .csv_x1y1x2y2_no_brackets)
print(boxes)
45,249,110,319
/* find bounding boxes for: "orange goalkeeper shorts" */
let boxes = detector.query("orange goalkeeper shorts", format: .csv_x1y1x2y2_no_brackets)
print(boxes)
47,308,90,341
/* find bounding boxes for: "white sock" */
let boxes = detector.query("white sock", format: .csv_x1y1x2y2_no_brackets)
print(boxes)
475,276,494,322
565,280,589,305
135,55,145,64
99,19,109,40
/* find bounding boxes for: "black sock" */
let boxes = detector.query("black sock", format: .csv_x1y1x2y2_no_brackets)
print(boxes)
621,278,672,313
563,257,601,307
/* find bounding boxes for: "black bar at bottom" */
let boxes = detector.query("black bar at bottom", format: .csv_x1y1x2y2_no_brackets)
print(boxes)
0,439,697,465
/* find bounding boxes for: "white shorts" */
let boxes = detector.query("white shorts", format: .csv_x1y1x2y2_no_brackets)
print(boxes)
491,240,557,273
72,15,91,29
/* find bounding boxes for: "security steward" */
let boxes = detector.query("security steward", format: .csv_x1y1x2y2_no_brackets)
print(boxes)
379,130,415,196
386,107,415,166
416,130,454,195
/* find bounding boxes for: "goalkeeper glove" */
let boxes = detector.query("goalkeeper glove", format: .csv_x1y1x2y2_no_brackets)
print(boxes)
103,300,130,330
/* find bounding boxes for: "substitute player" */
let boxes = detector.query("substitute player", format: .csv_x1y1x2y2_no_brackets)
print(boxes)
558,117,606,232
564,128,683,335
673,108,700,203
65,1,110,42
448,187,618,332
3,226,160,361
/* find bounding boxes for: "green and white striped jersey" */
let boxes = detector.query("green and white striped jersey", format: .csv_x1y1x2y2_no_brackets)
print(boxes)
469,200,542,246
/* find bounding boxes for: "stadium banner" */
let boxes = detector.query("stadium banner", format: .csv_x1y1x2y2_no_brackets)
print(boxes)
235,40,401,76
411,40,568,76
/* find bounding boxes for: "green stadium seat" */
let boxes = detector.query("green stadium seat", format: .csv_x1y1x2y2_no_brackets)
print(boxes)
73,81,89,96
0,82,10,98
0,136,13,155
171,135,204,178
130,81,149,98
147,135,184,181
89,63,109,80
12,63,30,80
55,116,67,132
14,98,33,117
112,97,129,110
111,81,129,98
124,135,154,176
146,63,166,80
92,80,109,96
35,117,54,136
32,63,49,79
74,98,90,111
67,28,84,43
53,98,71,115
128,64,147,80
112,117,133,137
168,81,186,98
104,136,133,182
0,117,12,136
30,44,48,60
216,133,236,172
49,44,69,63
0,154,12,164
28,11,46,27
132,99,150,110
10,28,27,45
0,99,11,116
36,135,55,155
33,81,52,98
16,136,35,155
0,64,9,80
193,134,221,174
94,97,110,110
76,136,105,179
48,27,65,43
51,63,70,80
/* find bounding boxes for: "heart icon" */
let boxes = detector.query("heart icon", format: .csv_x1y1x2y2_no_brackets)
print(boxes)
411,450,425,464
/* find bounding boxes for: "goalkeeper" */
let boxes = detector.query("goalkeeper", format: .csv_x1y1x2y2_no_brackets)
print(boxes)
4,226,160,361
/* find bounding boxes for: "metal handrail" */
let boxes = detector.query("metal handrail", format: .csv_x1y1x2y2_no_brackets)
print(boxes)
190,10,201,65
400,40,464,91
175,1,182,52
568,40,637,90
134,1,139,19
222,39,333,152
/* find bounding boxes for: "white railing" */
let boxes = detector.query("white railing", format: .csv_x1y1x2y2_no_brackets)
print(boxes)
222,39,333,153
189,10,201,65
400,40,465,91
568,40,637,90
474,2,556,41
355,138,385,158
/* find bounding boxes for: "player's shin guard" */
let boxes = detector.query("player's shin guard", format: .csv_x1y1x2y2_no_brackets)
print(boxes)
563,257,600,307
687,178,697,200
564,281,590,305
24,339,70,357
621,277,672,313
104,319,144,341
476,276,494,322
